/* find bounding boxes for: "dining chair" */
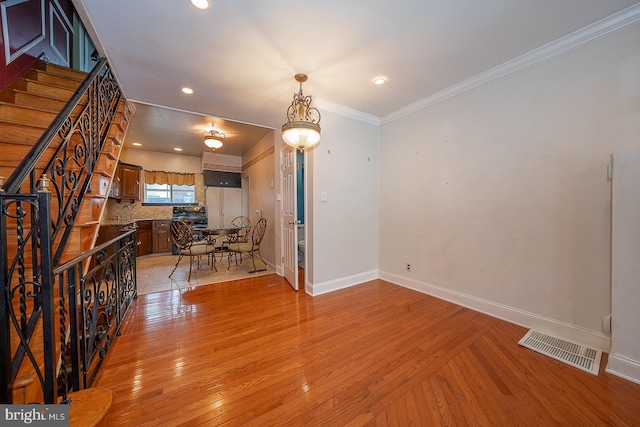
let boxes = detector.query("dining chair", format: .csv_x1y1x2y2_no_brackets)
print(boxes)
219,215,251,261
227,217,267,273
230,216,251,242
169,219,217,281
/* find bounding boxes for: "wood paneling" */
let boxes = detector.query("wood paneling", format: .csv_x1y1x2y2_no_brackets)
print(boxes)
95,278,640,426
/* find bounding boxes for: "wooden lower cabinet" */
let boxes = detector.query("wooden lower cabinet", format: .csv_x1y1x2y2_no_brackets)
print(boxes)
96,219,171,259
153,220,172,253
136,221,152,256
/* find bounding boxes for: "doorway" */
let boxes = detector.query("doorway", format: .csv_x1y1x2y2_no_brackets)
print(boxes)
296,150,305,287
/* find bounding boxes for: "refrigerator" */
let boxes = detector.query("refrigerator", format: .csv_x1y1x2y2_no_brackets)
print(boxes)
206,187,242,229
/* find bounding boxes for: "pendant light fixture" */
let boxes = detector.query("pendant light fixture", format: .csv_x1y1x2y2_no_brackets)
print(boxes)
281,73,321,151
203,125,225,150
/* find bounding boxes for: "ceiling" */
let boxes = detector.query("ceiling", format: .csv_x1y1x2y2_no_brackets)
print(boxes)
73,0,640,157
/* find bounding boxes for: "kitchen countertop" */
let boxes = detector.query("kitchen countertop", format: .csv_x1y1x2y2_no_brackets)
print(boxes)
101,218,173,226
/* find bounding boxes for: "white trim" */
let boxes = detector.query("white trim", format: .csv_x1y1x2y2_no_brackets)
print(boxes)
606,353,640,385
382,3,640,124
315,98,381,126
305,270,378,296
379,270,611,352
51,0,72,30
49,3,70,66
1,0,46,65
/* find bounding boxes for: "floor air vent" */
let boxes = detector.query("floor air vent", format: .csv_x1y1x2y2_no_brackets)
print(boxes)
518,330,602,376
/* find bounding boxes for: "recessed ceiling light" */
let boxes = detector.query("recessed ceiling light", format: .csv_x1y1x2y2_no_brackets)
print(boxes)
132,142,142,146
372,76,387,85
190,0,210,11
174,148,183,151
181,87,194,95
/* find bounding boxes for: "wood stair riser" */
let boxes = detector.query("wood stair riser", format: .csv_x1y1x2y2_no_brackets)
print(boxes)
0,89,83,112
23,70,85,89
0,102,86,128
96,156,117,178
8,79,76,101
75,197,106,224
36,62,89,81
102,139,122,159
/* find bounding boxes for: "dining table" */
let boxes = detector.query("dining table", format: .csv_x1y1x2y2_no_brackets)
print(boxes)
202,228,240,261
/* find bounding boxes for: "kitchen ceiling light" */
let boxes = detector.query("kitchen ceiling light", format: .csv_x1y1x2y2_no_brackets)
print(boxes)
190,0,210,11
181,87,194,94
372,76,387,85
281,73,321,151
203,128,225,150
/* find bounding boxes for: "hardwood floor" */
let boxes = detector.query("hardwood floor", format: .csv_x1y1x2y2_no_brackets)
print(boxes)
95,276,640,426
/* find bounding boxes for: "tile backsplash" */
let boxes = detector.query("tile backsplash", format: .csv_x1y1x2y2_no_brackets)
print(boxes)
103,173,205,223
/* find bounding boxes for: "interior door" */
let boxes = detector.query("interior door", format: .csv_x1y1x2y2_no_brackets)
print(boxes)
282,146,298,290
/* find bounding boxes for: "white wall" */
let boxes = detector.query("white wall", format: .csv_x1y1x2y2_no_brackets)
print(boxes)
379,22,640,349
608,147,640,384
121,147,202,173
307,109,380,295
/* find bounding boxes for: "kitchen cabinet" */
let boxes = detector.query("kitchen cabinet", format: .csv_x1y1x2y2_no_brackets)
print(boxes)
109,161,141,201
153,220,172,253
136,220,152,256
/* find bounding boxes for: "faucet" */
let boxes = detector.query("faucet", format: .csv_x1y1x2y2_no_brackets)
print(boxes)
120,204,133,223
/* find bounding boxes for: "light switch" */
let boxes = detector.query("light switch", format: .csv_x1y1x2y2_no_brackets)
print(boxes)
321,191,328,202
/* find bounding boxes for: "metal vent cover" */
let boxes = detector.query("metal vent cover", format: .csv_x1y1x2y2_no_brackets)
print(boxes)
518,330,602,376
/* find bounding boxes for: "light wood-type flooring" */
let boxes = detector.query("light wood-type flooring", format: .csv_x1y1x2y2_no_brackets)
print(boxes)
95,276,640,426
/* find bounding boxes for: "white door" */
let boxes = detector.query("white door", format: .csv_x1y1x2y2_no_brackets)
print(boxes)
282,146,298,290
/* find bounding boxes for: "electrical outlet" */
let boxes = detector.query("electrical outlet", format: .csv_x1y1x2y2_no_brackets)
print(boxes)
406,263,411,272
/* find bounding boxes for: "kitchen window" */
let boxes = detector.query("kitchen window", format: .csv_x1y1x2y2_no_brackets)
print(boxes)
144,183,195,204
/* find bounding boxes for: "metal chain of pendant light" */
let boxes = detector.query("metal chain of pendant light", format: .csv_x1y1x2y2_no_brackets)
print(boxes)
282,73,321,151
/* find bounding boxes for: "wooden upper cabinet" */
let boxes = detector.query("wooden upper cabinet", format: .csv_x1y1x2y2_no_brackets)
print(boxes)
109,162,141,201
120,163,141,200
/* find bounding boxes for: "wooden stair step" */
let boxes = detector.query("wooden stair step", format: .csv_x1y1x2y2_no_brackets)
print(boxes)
0,120,47,143
23,69,85,90
85,171,113,198
35,61,88,82
102,139,122,160
0,102,86,128
8,79,77,101
0,88,71,111
68,387,113,427
12,374,34,404
76,198,107,224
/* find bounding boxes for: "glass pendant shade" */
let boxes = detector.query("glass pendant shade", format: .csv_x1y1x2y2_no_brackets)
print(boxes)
282,74,321,150
204,137,223,149
203,129,224,150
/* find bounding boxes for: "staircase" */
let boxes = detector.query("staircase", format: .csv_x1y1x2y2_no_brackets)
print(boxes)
0,59,133,404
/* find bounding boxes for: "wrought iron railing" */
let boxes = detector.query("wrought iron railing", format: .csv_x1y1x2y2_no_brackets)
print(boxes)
0,58,133,403
55,227,137,396
3,57,122,265
0,186,137,402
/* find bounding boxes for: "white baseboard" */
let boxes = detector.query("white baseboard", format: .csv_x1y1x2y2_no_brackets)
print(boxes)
306,270,379,296
606,353,640,385
379,271,611,352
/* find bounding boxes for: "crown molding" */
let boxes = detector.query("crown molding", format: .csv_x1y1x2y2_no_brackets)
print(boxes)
315,97,381,126
382,3,640,124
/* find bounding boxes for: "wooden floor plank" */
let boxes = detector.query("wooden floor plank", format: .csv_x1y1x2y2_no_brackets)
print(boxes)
94,276,640,426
